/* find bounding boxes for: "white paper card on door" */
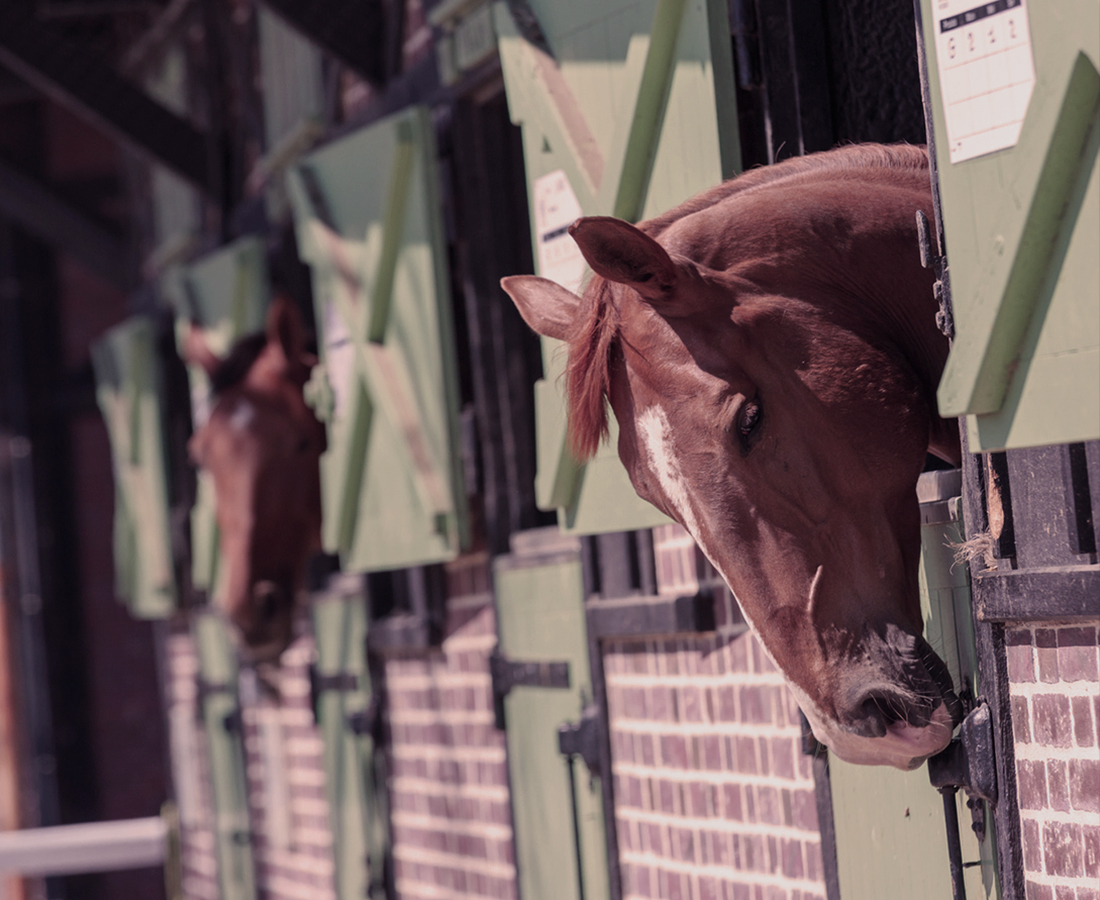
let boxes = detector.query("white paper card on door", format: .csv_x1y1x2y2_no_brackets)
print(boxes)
534,170,587,294
934,0,1036,164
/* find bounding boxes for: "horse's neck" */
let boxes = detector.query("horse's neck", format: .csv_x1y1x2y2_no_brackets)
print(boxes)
813,234,959,464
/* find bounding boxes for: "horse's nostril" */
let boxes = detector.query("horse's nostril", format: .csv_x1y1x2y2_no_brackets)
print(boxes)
253,580,282,619
857,697,889,738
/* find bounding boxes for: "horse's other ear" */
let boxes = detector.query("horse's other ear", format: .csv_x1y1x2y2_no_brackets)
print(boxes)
266,295,306,362
501,275,581,342
569,216,680,304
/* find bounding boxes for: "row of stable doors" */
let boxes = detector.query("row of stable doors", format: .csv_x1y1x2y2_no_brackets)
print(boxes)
90,0,1097,893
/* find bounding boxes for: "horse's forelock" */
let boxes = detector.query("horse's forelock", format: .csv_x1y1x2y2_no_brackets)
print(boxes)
209,332,269,395
560,143,929,460
565,277,620,460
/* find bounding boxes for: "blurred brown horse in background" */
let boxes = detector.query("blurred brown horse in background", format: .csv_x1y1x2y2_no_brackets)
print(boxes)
185,298,326,663
504,144,962,769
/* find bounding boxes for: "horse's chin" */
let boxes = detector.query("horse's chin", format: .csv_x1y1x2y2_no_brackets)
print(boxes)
818,702,956,770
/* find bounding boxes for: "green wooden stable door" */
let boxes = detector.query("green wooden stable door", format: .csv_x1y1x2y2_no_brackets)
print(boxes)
312,586,392,900
922,0,1099,450
493,532,610,900
91,315,178,619
288,105,469,573
193,611,257,900
495,0,740,534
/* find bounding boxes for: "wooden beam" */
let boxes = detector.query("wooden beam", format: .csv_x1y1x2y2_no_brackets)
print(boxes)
0,157,132,290
258,0,387,86
0,4,213,193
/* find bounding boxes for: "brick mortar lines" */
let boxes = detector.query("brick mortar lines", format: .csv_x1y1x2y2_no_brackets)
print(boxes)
617,852,822,889
391,744,506,762
390,775,510,801
390,845,516,878
617,804,819,841
393,877,508,900
391,810,513,839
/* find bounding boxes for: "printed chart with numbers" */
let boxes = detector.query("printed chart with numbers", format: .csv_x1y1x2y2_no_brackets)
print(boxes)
934,0,1036,163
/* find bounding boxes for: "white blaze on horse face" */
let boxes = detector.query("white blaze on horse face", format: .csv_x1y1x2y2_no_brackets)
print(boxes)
229,399,256,432
639,405,702,540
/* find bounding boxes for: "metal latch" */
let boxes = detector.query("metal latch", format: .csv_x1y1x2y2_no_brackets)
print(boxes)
195,678,240,733
489,650,570,729
928,701,997,809
927,702,998,900
558,701,606,900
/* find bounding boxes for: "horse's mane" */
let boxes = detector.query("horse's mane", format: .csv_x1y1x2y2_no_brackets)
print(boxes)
565,143,930,460
209,332,268,395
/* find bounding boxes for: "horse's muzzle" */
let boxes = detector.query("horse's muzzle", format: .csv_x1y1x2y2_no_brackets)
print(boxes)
228,580,295,663
840,632,962,739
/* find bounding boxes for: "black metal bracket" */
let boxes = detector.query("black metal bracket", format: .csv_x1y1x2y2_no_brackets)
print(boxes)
557,703,603,779
929,701,998,803
489,650,570,729
928,700,998,900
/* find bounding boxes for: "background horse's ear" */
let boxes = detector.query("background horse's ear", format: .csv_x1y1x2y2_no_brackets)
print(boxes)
266,294,306,364
501,275,580,341
569,217,681,304
181,323,222,376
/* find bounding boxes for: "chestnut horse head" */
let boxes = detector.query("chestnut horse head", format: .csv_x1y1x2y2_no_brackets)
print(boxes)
504,145,963,769
185,298,325,663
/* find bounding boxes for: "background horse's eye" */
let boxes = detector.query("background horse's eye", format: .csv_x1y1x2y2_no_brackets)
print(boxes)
737,399,763,447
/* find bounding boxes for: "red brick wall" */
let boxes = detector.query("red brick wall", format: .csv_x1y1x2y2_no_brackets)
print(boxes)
1007,624,1100,900
384,553,517,900
603,524,826,900
240,634,337,900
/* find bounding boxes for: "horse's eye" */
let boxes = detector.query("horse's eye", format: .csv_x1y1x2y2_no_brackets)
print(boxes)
737,398,763,448
296,436,311,454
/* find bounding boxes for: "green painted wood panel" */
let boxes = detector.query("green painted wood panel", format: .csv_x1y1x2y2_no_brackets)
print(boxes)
923,0,1100,450
312,586,391,900
493,535,610,900
287,106,469,572
830,487,1000,900
91,316,177,618
495,0,740,533
193,612,257,900
161,237,271,599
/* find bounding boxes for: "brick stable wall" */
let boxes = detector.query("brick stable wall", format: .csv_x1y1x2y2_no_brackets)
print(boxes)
384,553,517,900
164,628,220,900
601,524,825,900
239,633,336,900
605,633,826,900
1007,624,1100,900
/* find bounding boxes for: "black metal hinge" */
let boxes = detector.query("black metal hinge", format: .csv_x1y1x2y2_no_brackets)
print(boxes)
489,649,570,729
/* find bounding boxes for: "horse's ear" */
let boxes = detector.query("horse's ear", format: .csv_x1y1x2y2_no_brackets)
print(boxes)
266,295,306,362
501,275,580,342
181,324,222,376
569,216,680,304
